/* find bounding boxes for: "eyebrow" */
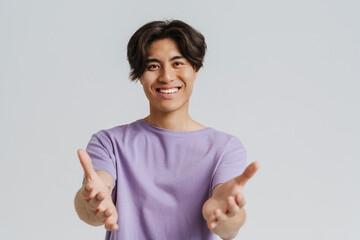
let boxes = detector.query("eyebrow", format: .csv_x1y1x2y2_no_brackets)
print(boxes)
146,56,184,63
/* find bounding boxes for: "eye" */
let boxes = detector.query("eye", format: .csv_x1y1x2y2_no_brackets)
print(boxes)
173,62,183,67
147,64,159,70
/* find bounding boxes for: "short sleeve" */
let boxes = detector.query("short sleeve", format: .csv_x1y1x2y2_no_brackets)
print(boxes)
86,131,117,183
211,136,247,190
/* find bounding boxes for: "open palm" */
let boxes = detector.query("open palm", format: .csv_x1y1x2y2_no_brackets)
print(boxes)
202,161,260,230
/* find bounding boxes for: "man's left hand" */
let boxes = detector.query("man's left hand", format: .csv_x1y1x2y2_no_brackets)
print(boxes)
202,161,260,231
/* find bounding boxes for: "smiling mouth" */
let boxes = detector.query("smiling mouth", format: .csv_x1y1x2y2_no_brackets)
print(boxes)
156,87,181,94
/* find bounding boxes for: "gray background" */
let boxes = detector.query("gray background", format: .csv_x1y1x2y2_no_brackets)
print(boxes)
1,0,359,239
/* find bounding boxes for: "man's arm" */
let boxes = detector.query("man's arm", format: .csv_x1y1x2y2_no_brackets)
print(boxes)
202,162,259,240
74,149,118,231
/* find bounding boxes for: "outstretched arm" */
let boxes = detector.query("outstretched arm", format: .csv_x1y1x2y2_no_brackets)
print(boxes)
74,149,119,231
202,161,260,240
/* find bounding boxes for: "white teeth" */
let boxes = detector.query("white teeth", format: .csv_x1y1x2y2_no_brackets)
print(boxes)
158,88,179,94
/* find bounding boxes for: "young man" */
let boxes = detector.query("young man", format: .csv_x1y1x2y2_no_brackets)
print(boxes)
74,20,259,240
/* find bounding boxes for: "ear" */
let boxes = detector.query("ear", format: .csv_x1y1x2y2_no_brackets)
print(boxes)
193,67,199,79
138,77,143,85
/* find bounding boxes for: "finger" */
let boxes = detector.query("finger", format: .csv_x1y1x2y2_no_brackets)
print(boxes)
227,196,240,217
105,223,119,232
78,149,96,180
108,224,119,232
104,208,114,217
82,181,94,199
214,209,227,222
207,214,217,224
88,192,105,210
235,193,246,208
95,209,107,221
96,207,110,222
105,216,119,231
234,161,260,186
208,220,218,229
208,209,227,229
95,200,115,221
96,191,106,201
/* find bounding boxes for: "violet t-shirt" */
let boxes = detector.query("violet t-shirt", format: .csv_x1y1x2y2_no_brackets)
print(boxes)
86,119,247,240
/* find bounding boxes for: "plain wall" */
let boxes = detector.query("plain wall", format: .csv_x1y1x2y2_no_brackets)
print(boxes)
0,0,359,239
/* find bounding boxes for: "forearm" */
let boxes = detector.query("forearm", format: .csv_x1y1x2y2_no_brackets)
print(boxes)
212,208,246,240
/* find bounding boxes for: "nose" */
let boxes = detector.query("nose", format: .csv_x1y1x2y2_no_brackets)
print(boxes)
159,65,175,83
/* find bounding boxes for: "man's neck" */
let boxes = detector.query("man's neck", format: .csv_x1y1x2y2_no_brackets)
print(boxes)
144,107,205,132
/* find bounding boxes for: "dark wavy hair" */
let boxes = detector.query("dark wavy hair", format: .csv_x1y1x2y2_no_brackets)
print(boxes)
127,20,207,81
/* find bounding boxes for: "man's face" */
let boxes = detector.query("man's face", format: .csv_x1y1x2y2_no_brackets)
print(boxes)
139,38,198,114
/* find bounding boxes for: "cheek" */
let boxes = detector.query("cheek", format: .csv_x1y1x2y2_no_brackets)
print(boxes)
141,73,156,88
180,71,196,87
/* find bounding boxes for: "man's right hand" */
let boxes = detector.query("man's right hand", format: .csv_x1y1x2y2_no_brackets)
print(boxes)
77,149,119,231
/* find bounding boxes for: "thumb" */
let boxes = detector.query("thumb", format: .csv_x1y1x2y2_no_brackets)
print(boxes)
77,149,96,180
234,161,260,186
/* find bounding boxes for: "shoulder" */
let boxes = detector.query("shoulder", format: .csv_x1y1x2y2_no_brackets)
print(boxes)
205,128,246,155
92,119,143,139
209,127,244,144
87,120,146,157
